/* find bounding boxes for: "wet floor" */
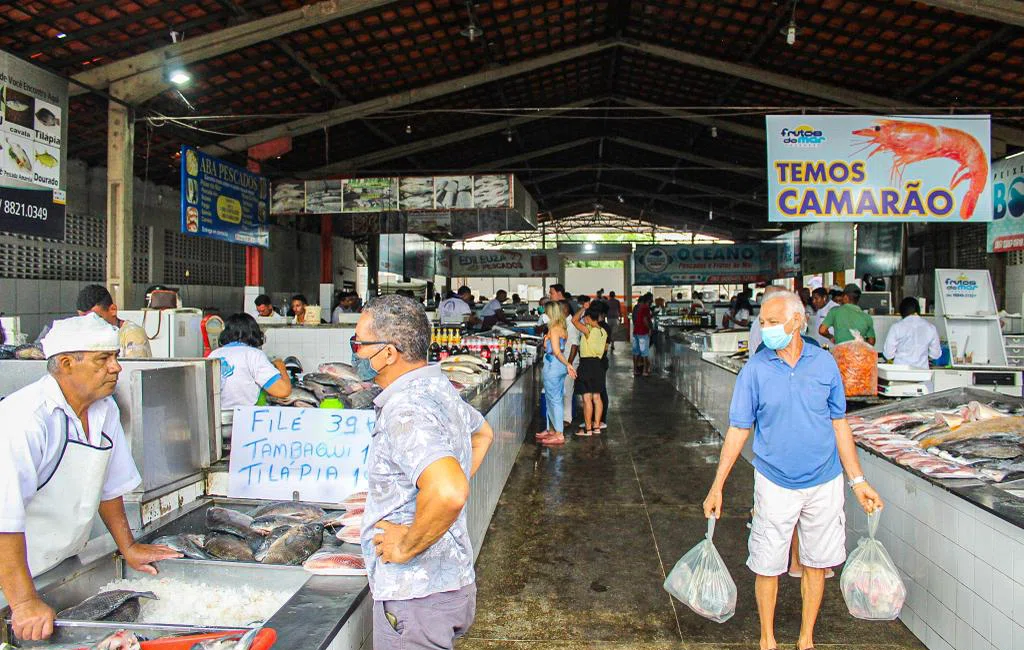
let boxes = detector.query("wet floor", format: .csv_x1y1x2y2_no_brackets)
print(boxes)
459,353,925,650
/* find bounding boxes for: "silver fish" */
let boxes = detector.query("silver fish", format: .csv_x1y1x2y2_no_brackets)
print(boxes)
153,534,211,560
206,506,255,537
251,514,306,534
318,362,361,382
35,107,59,126
204,533,256,562
255,523,324,565
249,500,326,522
58,590,157,622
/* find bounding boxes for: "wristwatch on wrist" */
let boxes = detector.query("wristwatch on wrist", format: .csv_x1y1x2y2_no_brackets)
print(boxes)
848,475,867,489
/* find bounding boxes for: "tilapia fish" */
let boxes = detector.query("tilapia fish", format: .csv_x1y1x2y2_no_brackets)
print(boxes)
93,630,141,650
204,533,256,562
58,590,157,622
318,362,361,382
920,416,1024,449
35,107,59,126
302,372,346,387
250,500,326,522
302,549,366,575
152,533,211,560
317,510,350,529
251,514,307,534
268,386,318,407
206,506,256,537
255,523,324,565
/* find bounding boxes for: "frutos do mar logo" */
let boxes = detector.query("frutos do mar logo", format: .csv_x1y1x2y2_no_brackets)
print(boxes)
780,125,826,147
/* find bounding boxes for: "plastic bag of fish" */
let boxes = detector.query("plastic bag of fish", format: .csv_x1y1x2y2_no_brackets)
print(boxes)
840,511,906,620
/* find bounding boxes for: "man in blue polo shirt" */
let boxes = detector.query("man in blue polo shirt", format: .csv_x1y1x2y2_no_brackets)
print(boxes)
703,290,882,650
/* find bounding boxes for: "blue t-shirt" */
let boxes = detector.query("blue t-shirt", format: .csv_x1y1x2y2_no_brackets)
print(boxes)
729,342,846,489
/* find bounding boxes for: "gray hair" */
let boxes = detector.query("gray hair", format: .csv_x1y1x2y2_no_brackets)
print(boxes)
46,352,85,375
762,290,805,320
363,294,430,362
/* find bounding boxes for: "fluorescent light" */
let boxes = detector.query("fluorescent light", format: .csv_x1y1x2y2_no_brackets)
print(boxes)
1004,150,1024,160
584,243,595,252
168,68,191,86
56,32,67,39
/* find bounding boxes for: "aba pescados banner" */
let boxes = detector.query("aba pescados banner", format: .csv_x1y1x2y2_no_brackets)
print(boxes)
767,115,992,223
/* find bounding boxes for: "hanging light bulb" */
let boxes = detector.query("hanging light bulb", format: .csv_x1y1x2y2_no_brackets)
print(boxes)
504,127,513,143
708,208,714,222
786,20,797,45
711,126,718,138
405,123,412,134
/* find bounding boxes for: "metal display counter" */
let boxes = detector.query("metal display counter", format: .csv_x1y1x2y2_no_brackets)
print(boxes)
3,361,538,650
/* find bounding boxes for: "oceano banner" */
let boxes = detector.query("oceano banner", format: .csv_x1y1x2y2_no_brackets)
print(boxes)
766,115,992,223
633,244,781,285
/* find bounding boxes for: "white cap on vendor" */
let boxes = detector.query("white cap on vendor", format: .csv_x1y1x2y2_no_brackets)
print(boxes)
41,313,120,358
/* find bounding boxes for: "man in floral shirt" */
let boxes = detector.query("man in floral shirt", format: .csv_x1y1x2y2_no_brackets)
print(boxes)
353,295,494,650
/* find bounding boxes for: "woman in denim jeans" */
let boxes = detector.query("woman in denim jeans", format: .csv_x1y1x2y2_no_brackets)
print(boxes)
537,301,576,446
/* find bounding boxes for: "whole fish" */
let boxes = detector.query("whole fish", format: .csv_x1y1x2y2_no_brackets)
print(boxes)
58,590,157,622
93,630,141,650
938,438,1024,460
317,510,350,529
267,386,318,407
35,107,60,126
35,149,58,168
251,514,306,534
302,372,345,387
318,362,361,382
204,533,255,562
307,381,342,404
344,388,379,409
920,416,1024,448
206,506,256,537
302,549,366,575
977,460,1024,482
255,523,324,565
152,534,211,560
6,140,31,171
249,500,326,522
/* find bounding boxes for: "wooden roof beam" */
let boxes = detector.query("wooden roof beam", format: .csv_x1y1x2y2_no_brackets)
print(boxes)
611,97,766,142
467,137,602,171
608,136,766,179
70,0,399,101
913,0,1024,27
208,40,618,156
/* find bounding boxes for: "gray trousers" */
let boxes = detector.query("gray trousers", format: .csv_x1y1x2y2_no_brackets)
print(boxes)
373,583,477,650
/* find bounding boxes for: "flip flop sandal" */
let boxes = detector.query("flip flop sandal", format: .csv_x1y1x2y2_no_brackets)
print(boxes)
542,436,566,446
575,430,593,437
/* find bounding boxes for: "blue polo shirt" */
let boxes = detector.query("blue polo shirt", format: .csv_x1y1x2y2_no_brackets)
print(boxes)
730,342,846,489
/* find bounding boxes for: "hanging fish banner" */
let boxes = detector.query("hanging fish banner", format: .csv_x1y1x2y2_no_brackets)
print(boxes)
180,145,270,247
766,115,992,223
633,244,784,285
986,156,1024,252
0,52,68,240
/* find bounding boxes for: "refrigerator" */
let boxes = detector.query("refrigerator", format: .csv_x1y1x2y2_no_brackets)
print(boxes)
119,309,204,358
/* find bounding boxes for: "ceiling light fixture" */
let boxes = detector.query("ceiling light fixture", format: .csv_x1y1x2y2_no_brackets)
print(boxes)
168,69,192,86
460,2,483,42
617,194,625,203
711,126,718,138
56,32,67,39
504,127,513,143
708,208,714,221
405,123,413,134
584,243,595,252
782,0,799,46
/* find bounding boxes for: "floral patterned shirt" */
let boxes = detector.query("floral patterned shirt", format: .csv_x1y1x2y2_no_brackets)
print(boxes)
360,363,483,601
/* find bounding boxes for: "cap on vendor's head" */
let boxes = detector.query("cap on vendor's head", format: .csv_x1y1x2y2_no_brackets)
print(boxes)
41,313,119,358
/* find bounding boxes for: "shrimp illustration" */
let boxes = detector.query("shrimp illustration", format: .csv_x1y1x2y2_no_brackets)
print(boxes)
852,119,988,219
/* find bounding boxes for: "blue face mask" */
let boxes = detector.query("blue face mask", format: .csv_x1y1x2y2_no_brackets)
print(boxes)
537,305,545,314
353,352,381,381
761,319,794,351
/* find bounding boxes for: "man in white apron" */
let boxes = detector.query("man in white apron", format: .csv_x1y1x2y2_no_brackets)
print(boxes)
0,314,181,641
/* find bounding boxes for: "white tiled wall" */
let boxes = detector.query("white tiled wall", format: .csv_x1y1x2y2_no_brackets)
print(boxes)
849,450,1024,650
262,326,355,372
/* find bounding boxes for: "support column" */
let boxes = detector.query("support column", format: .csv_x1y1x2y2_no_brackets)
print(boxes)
244,158,265,315
106,89,133,308
320,214,334,313
366,235,380,297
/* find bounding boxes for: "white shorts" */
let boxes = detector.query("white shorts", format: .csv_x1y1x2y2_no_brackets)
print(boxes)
747,470,846,576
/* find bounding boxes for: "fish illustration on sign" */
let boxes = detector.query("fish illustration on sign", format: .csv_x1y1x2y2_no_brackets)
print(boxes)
6,139,31,171
35,107,59,127
852,119,988,219
35,149,57,168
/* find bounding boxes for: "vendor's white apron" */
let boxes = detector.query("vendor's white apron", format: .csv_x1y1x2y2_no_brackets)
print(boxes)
24,415,114,576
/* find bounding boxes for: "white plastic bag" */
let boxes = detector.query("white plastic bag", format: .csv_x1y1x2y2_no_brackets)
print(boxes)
840,510,906,620
663,518,737,623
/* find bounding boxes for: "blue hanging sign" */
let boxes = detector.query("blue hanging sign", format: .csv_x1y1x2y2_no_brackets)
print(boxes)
180,145,270,247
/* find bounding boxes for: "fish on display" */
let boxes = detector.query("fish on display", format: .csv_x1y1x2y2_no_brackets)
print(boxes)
92,630,141,650
335,525,362,545
267,385,318,407
206,506,256,538
919,416,1024,448
338,509,364,529
344,388,379,409
302,549,366,575
341,491,368,510
318,362,362,382
937,437,1024,460
249,500,326,522
35,107,60,126
152,534,211,560
977,460,1024,482
254,523,324,565
318,510,351,529
204,533,256,562
251,513,306,534
302,372,346,387
187,628,259,650
58,590,157,622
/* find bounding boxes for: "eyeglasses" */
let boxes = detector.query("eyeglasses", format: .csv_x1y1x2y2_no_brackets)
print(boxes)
349,336,404,355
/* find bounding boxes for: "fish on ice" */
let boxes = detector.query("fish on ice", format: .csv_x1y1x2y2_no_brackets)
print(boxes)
152,534,211,560
204,533,256,562
206,506,256,538
58,590,157,622
254,523,324,565
249,501,326,522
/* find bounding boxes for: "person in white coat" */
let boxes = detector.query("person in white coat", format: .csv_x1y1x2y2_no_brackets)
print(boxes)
883,297,941,369
0,315,181,641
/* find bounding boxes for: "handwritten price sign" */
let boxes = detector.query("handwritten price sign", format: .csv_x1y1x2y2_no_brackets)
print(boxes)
228,406,375,503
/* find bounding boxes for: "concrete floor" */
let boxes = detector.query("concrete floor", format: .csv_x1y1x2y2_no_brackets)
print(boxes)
459,354,926,650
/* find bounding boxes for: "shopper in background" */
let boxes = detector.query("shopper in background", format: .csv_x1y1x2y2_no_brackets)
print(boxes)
289,294,309,324
820,284,876,345
572,305,609,436
75,284,152,358
209,314,291,408
632,294,654,377
352,295,494,650
550,285,580,426
480,290,510,330
703,290,883,650
883,297,941,369
723,294,753,329
439,286,478,326
536,301,576,447
605,291,622,351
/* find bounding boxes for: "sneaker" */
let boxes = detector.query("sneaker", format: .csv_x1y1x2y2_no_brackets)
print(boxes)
600,422,608,430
